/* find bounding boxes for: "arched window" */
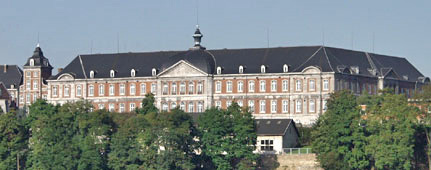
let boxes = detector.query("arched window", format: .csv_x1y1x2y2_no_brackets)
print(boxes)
131,69,136,77
110,70,115,78
261,65,266,73
197,101,204,112
188,102,194,112
152,68,157,76
162,102,168,111
90,70,95,78
283,64,289,73
216,66,222,75
29,59,34,66
239,65,244,74
171,102,177,109
180,102,185,111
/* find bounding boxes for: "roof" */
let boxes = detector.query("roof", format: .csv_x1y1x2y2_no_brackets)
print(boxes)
24,46,53,68
255,119,298,136
51,46,426,82
0,82,9,100
0,65,22,89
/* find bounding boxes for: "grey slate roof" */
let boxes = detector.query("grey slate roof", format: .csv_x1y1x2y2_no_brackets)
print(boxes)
24,46,53,68
0,65,22,89
255,119,298,136
51,46,425,82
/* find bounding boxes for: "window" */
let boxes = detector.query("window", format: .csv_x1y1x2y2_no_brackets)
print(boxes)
180,102,185,111
90,71,95,78
368,84,372,94
109,103,115,112
131,69,136,77
109,84,115,96
215,101,221,108
226,81,232,92
119,84,125,95
271,100,277,113
162,103,168,111
260,80,266,92
309,79,315,91
260,100,266,113
130,103,136,112
197,102,204,112
130,84,136,95
26,81,30,90
26,94,30,104
249,100,255,113
260,65,266,73
260,140,274,151
26,71,30,77
238,100,243,107
188,82,194,94
197,82,203,94
215,81,221,93
64,86,70,97
216,67,222,75
226,101,232,108
33,80,38,90
271,80,277,92
295,79,302,91
283,64,289,73
171,82,177,95
249,80,255,92
152,68,157,76
239,65,244,74
188,102,194,112
140,83,147,95
282,100,288,113
237,81,243,93
163,83,168,95
53,86,58,96
76,85,82,97
171,102,177,109
151,83,156,94
282,80,289,91
98,104,105,110
29,59,34,66
296,100,302,113
99,84,105,96
89,85,94,96
110,70,115,78
309,99,315,113
33,71,38,77
119,103,125,112
323,100,327,112
323,79,329,91
180,82,186,94
33,93,37,102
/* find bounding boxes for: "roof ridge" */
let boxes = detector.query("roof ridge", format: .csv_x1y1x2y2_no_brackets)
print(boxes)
293,46,323,72
78,55,87,79
322,47,334,72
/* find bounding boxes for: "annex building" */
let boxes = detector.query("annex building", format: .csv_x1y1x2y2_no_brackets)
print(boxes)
1,27,429,125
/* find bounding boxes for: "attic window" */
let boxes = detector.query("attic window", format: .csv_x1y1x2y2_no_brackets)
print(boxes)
131,69,136,77
266,120,271,124
403,75,409,80
90,70,95,78
152,68,157,76
110,70,115,78
277,121,282,124
239,65,244,74
350,66,359,74
216,67,222,75
261,65,266,73
30,59,34,66
283,64,289,73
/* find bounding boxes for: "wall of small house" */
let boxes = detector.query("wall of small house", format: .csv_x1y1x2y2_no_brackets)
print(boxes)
282,125,299,148
256,136,283,153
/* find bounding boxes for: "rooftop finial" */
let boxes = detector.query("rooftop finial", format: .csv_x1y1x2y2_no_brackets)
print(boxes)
36,43,40,48
191,25,205,50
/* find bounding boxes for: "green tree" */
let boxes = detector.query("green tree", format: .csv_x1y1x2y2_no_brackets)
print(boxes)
136,93,158,115
311,90,369,170
413,85,431,169
0,112,28,170
198,103,257,170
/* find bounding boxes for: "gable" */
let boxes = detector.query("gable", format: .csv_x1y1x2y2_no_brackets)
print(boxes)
159,60,207,78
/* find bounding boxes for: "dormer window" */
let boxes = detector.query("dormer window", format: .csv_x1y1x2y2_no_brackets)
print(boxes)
29,59,34,66
261,65,266,73
283,64,289,73
131,69,136,77
239,65,244,74
216,66,222,75
90,70,95,78
152,68,157,76
110,70,115,78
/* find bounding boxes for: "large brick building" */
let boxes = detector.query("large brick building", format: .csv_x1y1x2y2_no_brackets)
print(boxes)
1,27,429,125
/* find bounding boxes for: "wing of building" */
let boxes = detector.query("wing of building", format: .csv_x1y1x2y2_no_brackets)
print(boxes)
1,27,428,124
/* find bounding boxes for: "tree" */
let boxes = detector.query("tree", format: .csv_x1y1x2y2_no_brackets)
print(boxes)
0,112,28,170
198,103,257,170
311,90,369,169
136,93,158,115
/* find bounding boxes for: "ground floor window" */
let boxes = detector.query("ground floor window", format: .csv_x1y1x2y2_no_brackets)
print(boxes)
260,140,274,151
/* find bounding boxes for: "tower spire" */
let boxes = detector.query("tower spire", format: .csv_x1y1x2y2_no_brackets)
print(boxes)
191,25,205,50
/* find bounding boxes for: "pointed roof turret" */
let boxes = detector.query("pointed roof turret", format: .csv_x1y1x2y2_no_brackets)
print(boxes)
24,44,53,68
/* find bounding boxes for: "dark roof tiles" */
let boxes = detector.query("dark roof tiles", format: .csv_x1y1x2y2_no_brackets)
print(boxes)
0,65,22,89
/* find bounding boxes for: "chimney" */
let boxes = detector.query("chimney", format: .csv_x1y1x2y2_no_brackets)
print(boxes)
3,64,6,73
58,68,64,73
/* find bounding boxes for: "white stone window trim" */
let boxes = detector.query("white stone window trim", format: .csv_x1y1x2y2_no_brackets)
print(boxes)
260,65,266,73
110,70,115,78
239,65,244,74
131,69,136,77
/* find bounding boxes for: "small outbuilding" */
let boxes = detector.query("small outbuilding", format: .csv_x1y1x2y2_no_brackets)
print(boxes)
255,119,300,154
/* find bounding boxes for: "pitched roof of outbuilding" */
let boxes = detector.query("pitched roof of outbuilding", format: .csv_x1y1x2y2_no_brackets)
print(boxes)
0,65,22,89
51,46,425,82
255,119,298,136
